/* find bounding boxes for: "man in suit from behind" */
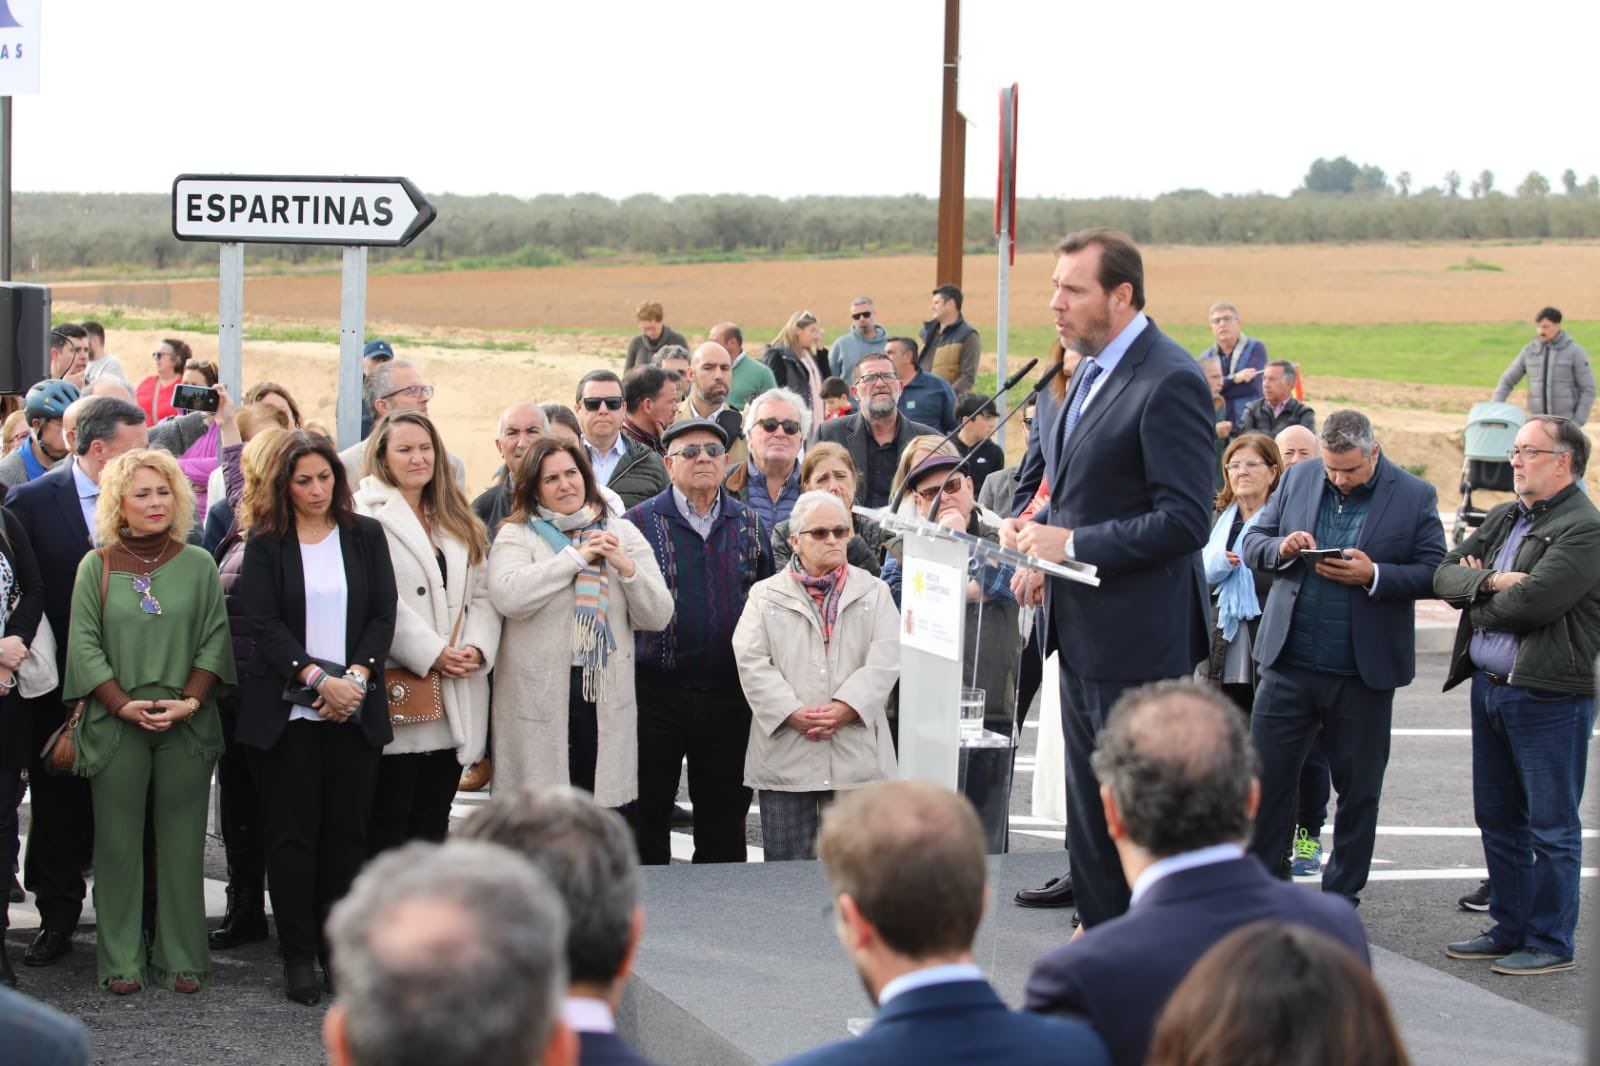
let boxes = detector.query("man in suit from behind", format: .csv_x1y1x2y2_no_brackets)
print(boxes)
5,396,147,967
779,780,1109,1066
461,786,658,1066
1025,680,1369,1066
1239,409,1446,899
1005,228,1215,926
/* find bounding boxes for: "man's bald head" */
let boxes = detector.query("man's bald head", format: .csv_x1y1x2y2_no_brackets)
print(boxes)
1275,425,1317,468
1092,681,1258,857
495,402,548,472
86,377,137,404
689,342,733,408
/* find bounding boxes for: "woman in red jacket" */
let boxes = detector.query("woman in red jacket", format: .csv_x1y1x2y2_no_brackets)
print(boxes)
137,339,190,425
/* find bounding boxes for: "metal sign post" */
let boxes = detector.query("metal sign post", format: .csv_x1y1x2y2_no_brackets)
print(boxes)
217,243,243,398
994,84,1019,450
338,247,368,449
171,174,436,445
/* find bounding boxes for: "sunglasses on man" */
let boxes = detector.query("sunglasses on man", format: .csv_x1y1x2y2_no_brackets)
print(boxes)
753,418,801,436
581,396,624,412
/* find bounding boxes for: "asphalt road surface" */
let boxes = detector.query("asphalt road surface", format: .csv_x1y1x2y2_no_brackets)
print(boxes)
4,650,1593,1063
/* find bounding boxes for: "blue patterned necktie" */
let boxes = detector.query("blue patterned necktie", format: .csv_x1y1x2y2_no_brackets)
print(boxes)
1058,359,1105,456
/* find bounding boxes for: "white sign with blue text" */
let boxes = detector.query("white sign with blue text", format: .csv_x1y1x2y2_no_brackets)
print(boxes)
0,0,39,95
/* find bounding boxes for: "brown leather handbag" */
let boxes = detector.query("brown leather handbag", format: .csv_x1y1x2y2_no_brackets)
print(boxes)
385,573,469,727
39,548,109,775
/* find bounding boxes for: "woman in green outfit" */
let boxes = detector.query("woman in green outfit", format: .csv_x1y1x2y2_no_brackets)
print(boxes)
64,448,235,994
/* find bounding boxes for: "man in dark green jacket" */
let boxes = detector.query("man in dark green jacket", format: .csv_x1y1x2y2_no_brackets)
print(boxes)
1435,414,1600,977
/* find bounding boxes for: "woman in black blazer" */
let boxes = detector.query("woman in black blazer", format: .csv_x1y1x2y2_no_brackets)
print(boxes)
238,430,396,1006
0,505,45,986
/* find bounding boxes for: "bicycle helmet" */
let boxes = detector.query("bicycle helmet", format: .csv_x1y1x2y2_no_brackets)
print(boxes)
24,379,79,422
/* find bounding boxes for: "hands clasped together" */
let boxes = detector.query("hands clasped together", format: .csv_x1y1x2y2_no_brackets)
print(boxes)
786,700,860,742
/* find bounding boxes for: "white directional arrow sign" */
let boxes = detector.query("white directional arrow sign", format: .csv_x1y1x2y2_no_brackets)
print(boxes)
171,174,437,247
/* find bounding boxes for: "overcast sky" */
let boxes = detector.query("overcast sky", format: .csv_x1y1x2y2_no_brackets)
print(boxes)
12,0,1597,201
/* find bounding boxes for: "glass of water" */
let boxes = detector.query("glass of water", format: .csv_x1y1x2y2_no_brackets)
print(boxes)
959,687,986,741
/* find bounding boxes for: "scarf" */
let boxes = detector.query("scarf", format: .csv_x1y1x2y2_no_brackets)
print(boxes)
790,556,848,644
529,503,616,701
1202,502,1264,642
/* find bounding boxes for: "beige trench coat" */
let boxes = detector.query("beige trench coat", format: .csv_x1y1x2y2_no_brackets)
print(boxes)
733,565,900,792
355,478,502,765
488,516,673,807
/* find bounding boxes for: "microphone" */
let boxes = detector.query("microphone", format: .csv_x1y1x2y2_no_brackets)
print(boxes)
886,358,1052,516
1000,357,1039,393
926,359,1064,523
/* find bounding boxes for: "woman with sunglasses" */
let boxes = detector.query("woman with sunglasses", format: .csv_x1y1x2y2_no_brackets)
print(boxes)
733,490,899,861
488,435,670,807
62,449,234,995
136,339,190,426
770,442,886,575
763,311,830,433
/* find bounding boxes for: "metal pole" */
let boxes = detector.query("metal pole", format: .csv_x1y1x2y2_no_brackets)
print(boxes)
996,223,1010,451
217,243,244,399
1,96,12,282
935,0,964,288
337,245,368,450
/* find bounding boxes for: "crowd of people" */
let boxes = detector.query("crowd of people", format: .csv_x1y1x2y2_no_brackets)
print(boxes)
0,232,1593,1065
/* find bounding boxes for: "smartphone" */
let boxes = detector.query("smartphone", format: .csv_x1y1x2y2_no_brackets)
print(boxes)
172,383,220,413
1301,548,1348,563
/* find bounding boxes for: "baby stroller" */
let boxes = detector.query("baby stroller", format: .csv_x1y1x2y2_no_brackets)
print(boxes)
1454,402,1525,546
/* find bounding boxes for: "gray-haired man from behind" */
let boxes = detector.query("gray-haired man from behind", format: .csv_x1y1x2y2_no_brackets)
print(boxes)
323,840,576,1066
463,786,658,1066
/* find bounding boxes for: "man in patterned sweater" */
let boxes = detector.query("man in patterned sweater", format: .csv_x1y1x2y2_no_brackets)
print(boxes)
626,418,775,865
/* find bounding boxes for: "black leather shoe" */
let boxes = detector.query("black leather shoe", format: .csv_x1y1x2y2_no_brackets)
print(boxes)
0,946,15,987
670,804,694,828
23,928,71,967
210,909,269,949
7,874,22,903
1015,872,1075,908
285,962,322,1006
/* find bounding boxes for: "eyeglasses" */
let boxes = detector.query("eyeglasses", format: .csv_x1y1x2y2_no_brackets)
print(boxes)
581,396,624,412
851,310,874,320
381,384,434,402
1225,459,1270,472
799,525,852,541
1507,446,1565,461
1209,314,1238,325
913,477,963,502
753,418,802,436
668,443,726,460
856,373,896,385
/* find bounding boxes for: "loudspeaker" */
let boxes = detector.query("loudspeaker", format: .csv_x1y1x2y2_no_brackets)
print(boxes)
0,283,52,395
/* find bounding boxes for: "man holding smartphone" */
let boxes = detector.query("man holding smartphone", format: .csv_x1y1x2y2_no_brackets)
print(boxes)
1239,410,1446,902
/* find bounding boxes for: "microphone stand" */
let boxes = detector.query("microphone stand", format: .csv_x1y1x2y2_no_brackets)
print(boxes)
928,359,1063,523
886,357,1040,517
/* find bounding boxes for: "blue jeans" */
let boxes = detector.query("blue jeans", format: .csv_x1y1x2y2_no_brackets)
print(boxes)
1471,672,1594,958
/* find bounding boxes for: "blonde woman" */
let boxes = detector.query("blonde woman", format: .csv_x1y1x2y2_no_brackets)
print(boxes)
356,411,500,852
63,449,234,994
764,310,829,431
207,426,289,953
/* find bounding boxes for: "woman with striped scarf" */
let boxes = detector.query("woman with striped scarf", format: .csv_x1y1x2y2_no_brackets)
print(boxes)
733,491,900,861
488,436,672,807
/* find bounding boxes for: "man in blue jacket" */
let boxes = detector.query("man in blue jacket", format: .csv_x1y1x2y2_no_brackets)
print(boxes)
780,780,1108,1066
1239,409,1446,900
1025,680,1368,1066
1199,300,1268,426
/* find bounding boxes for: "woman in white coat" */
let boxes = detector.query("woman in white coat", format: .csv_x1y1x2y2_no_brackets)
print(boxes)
355,411,500,854
734,491,899,861
488,435,671,806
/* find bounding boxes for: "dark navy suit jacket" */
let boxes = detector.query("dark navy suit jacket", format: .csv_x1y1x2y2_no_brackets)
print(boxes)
1024,857,1369,1066
1238,454,1446,690
577,1029,655,1066
1010,320,1214,681
778,978,1109,1066
5,462,94,678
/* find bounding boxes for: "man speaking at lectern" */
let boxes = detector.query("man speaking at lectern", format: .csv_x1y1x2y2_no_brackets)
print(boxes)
1004,229,1215,927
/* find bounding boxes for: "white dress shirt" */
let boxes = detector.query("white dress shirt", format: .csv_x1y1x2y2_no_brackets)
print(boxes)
561,995,615,1034
877,962,983,1006
1128,843,1244,906
585,434,629,486
71,460,100,543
